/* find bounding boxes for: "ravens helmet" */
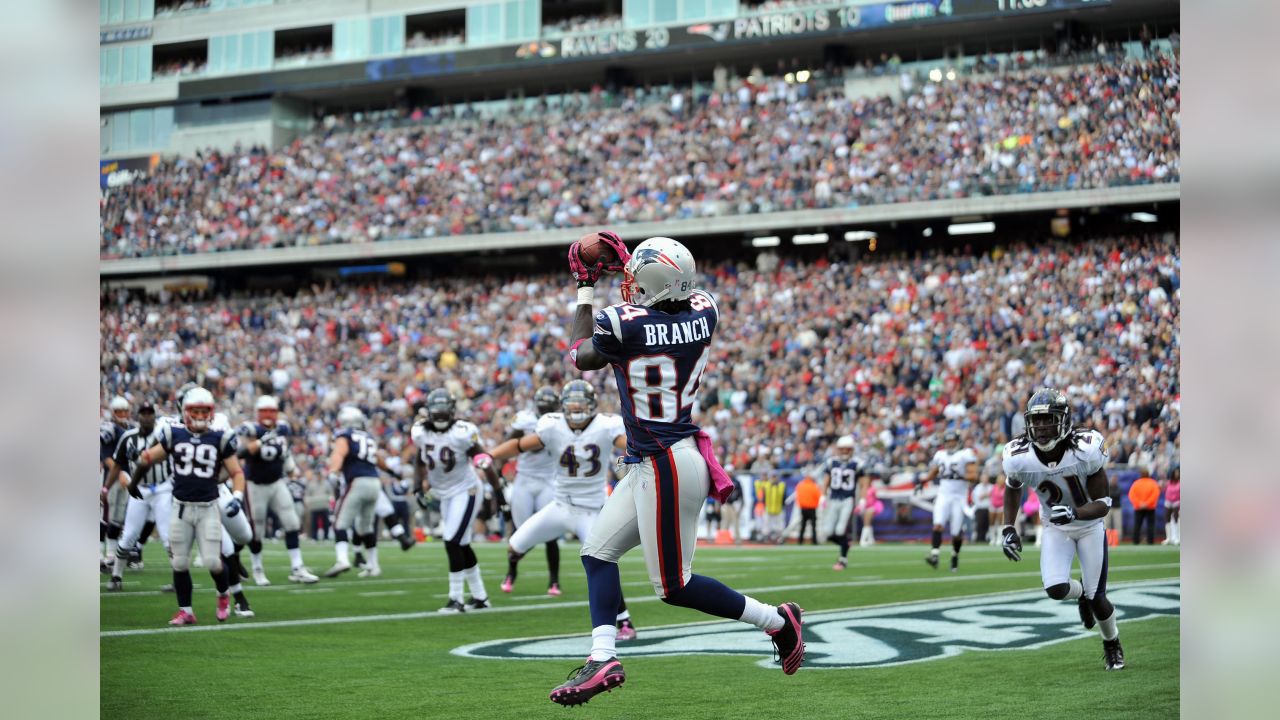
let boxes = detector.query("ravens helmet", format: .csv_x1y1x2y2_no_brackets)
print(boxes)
943,430,960,448
534,386,559,416
561,380,597,428
1025,387,1072,451
426,389,457,430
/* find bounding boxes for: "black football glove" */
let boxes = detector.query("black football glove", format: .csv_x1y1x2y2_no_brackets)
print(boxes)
126,481,144,500
1000,525,1023,562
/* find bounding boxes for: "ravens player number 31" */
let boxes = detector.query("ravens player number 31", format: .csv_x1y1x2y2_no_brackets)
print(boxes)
1001,388,1125,671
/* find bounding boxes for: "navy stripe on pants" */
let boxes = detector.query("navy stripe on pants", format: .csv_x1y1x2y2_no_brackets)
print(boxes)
449,494,477,545
652,450,684,596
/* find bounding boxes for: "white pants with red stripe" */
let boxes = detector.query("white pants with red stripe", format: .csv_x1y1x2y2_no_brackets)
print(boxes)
581,436,708,598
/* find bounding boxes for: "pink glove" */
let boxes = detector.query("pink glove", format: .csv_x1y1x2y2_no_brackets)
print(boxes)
595,231,631,272
568,242,601,285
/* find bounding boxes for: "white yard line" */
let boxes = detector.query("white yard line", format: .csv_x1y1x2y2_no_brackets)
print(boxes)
101,563,1179,638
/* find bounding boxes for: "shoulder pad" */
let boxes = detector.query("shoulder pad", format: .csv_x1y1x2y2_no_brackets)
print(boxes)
237,422,257,437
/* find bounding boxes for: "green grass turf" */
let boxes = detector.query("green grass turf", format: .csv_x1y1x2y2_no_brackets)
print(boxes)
101,540,1179,720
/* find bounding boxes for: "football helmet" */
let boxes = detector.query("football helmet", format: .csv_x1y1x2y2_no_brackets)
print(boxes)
943,430,960,449
337,406,367,430
534,386,559,416
835,435,855,460
255,395,280,428
425,389,456,430
182,387,215,433
561,380,597,428
109,396,130,424
175,381,199,410
1025,387,1072,451
620,237,696,307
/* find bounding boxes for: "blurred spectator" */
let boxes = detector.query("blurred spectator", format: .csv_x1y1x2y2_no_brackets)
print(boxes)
541,14,622,38
100,54,1179,259
304,473,331,541
1128,471,1161,544
1162,465,1180,546
972,477,993,543
1106,473,1124,539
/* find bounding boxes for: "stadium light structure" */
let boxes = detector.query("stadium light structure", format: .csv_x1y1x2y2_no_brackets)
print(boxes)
1129,212,1158,223
752,236,781,247
792,233,829,245
844,231,877,242
947,221,996,236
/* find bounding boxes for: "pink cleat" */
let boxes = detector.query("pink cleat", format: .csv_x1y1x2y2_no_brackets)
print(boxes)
549,658,625,706
216,594,231,622
832,559,848,571
767,602,805,675
501,575,514,593
168,610,197,626
547,583,562,597
616,619,637,642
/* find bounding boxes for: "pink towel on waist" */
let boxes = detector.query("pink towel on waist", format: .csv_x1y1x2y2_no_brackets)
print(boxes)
695,431,735,503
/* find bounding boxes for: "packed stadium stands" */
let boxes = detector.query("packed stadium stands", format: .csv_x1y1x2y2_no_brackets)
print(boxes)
99,230,1180,486
99,52,1179,259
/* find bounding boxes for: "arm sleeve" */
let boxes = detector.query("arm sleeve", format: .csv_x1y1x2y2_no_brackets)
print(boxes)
220,432,239,459
591,306,625,364
157,423,174,453
112,431,132,466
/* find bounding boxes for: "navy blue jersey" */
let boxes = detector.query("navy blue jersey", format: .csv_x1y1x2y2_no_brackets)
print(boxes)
592,289,718,456
825,458,863,500
157,424,238,502
237,420,292,485
101,422,130,465
335,428,380,482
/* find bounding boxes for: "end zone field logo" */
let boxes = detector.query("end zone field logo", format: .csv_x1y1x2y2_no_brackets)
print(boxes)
453,580,1178,669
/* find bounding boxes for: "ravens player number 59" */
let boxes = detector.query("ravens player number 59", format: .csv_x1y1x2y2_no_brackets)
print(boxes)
1001,388,1124,671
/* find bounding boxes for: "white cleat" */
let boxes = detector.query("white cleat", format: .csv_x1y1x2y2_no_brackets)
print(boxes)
357,566,382,578
289,567,320,584
324,562,352,578
252,569,272,586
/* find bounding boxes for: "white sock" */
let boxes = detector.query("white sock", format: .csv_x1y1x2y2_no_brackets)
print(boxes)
335,540,349,564
740,596,785,632
251,552,264,571
464,565,487,600
107,538,118,559
1098,609,1119,640
448,571,465,601
590,625,618,662
1065,579,1083,600
616,610,631,623
180,605,193,614
229,582,243,594
861,526,873,543
1171,519,1180,543
112,555,127,578
366,546,379,570
930,547,939,556
288,547,303,569
389,523,404,538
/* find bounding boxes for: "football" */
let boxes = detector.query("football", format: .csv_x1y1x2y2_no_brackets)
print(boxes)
576,231,621,269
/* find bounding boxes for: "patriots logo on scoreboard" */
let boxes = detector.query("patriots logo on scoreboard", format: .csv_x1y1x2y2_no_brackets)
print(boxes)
453,580,1179,669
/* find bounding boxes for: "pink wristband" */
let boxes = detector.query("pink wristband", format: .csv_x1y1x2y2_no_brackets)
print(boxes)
568,338,586,368
473,453,494,468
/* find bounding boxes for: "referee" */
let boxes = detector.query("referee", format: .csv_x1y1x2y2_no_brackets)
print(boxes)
105,403,175,590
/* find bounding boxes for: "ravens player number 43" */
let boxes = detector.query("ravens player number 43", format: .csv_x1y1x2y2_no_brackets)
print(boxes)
1001,388,1125,671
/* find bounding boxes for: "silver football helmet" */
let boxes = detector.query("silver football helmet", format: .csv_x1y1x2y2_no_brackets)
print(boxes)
337,406,367,430
620,237,697,307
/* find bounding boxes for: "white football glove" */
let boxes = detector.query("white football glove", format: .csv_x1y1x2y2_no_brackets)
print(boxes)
1048,505,1076,525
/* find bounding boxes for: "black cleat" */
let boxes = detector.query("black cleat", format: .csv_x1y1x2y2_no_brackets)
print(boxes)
549,658,626,706
950,554,959,573
1078,596,1096,630
1103,638,1125,670
925,554,939,569
354,551,367,570
466,597,492,611
768,602,805,675
398,533,417,551
107,576,122,592
438,599,467,614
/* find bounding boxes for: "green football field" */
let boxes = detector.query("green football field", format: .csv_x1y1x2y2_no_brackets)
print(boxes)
101,540,1180,719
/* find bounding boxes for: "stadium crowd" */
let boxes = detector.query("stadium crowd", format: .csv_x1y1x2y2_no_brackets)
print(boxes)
100,231,1180,491
100,53,1179,259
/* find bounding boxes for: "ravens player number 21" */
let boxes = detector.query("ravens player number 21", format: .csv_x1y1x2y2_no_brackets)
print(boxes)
1001,388,1124,671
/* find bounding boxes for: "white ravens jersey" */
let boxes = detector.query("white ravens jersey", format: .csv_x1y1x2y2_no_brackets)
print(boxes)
512,409,556,486
535,413,626,509
1002,430,1108,529
931,447,978,497
411,420,483,500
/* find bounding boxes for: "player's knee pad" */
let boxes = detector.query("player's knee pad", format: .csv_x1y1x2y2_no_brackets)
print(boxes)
1045,583,1072,601
1089,594,1114,620
169,553,190,573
